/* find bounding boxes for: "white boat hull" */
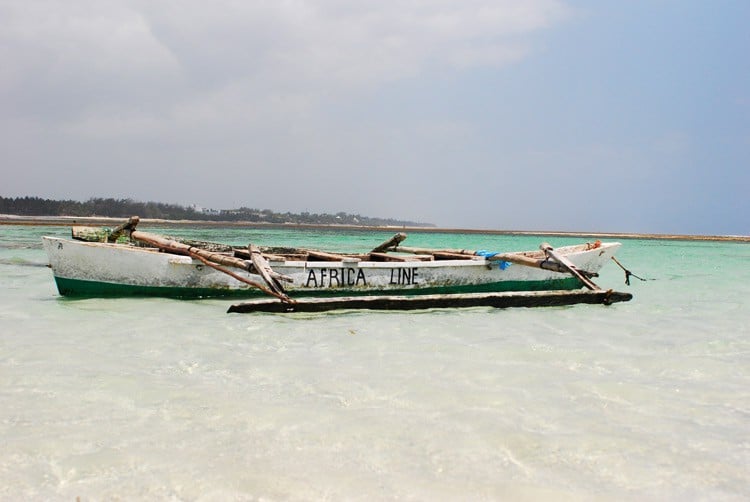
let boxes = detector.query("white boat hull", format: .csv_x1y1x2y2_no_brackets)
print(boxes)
42,237,621,299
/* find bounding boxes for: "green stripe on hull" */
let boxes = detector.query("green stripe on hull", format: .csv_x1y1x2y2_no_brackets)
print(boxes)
53,276,583,299
54,277,257,299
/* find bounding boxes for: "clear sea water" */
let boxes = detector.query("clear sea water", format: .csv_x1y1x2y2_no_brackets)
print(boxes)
1,224,748,501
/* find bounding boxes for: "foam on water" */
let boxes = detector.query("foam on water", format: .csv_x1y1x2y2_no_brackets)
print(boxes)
1,226,748,500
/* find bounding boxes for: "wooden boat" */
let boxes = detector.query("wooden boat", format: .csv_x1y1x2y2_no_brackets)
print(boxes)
42,217,626,303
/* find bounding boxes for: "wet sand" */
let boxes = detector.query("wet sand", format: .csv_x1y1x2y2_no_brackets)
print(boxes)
1,214,748,242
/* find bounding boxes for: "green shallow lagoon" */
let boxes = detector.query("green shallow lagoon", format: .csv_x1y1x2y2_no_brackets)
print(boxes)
1,224,749,500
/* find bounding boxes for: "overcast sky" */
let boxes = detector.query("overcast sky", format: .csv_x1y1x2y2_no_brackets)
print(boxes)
1,1,748,234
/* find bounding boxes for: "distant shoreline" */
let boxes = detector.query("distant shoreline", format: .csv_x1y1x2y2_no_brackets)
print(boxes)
1,214,748,242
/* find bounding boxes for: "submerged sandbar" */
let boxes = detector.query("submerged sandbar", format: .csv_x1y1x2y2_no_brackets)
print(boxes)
1,214,748,242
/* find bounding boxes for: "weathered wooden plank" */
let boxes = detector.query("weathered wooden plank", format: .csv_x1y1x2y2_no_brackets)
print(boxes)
188,251,291,302
248,244,291,297
107,216,140,242
263,252,303,262
252,246,367,262
368,252,413,262
132,231,251,270
390,244,578,274
431,251,479,260
73,216,140,243
72,226,109,242
407,254,434,261
233,248,294,262
389,245,476,256
489,252,576,275
306,250,364,262
227,290,633,313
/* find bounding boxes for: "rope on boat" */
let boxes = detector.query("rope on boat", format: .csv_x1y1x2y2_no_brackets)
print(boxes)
476,250,511,269
610,256,647,286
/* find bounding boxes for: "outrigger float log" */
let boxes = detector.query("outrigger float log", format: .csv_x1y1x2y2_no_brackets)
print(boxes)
42,216,634,312
227,290,632,313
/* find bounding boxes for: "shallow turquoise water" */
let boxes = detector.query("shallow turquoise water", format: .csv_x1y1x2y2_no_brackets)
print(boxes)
1,225,749,500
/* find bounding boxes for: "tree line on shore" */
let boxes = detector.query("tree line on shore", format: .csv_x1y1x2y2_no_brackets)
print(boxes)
0,196,433,227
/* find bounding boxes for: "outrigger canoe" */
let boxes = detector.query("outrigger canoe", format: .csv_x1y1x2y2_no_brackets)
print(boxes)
42,217,627,305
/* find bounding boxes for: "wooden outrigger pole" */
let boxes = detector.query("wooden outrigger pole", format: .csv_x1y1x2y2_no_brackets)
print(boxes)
248,244,291,299
539,242,601,290
85,216,295,303
379,240,599,279
130,231,295,303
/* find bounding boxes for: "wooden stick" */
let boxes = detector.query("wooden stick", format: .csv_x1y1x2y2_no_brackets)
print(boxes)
233,248,293,282
540,243,600,290
233,248,294,263
131,230,293,302
267,269,294,283
107,216,140,242
261,253,298,262
487,253,574,275
249,244,289,297
132,231,250,270
368,252,413,262
306,249,363,262
431,251,477,260
188,251,292,302
390,244,575,274
371,232,407,253
237,246,365,263
72,226,109,242
386,245,476,256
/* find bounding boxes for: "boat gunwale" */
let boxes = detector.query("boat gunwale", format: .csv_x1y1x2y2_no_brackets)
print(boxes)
41,235,622,299
43,236,620,269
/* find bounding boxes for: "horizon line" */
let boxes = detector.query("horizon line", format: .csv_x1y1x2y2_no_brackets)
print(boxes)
2,214,748,243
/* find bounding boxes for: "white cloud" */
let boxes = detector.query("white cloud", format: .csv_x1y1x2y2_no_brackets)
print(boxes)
1,1,179,84
199,0,570,87
0,0,182,123
0,0,573,223
2,0,570,101
1,0,570,140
